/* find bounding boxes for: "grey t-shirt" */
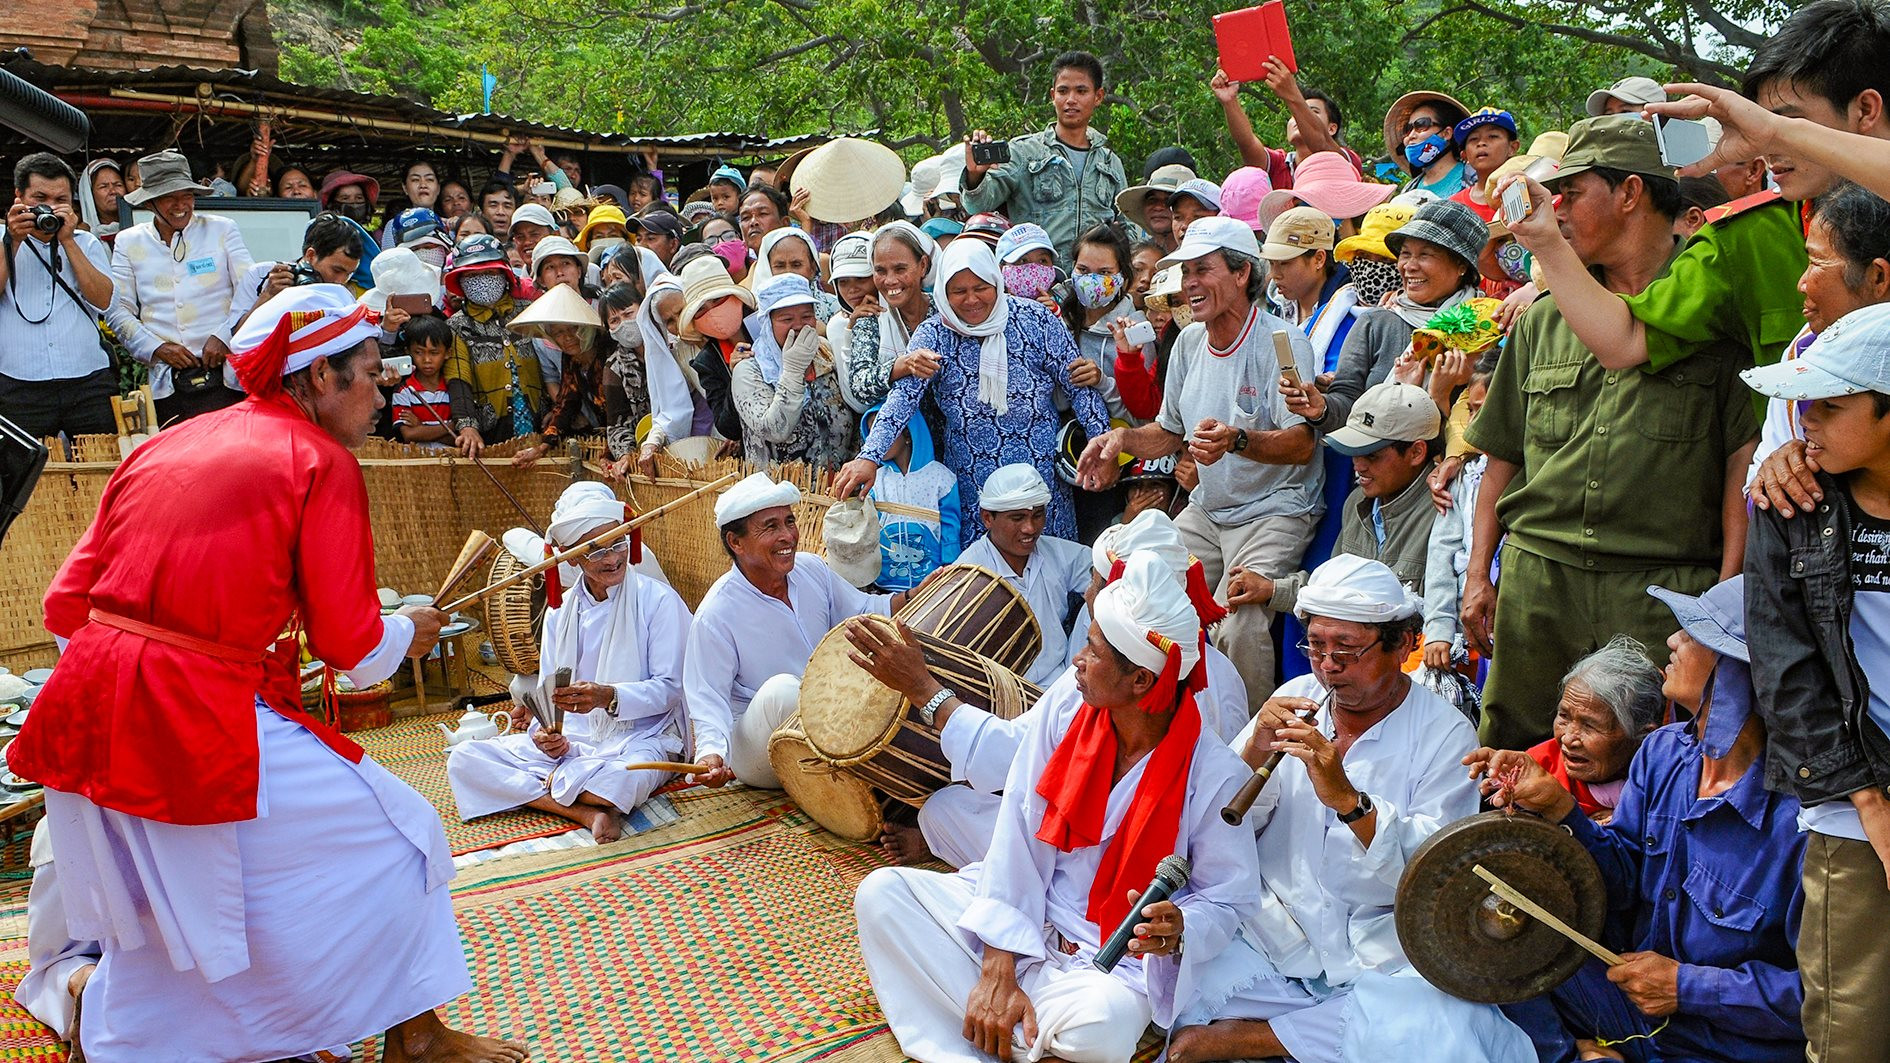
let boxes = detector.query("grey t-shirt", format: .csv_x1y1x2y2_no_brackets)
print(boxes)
1156,305,1324,526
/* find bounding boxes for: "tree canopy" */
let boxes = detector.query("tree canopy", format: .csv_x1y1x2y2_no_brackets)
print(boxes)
277,0,1782,172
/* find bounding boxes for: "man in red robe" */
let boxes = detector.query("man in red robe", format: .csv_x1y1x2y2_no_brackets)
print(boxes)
7,285,527,1062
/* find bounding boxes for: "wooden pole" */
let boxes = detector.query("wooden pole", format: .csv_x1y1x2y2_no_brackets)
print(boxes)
440,472,738,614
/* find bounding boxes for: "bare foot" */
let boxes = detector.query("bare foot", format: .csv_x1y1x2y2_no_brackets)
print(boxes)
383,1011,527,1063
876,824,933,866
1166,1018,1282,1063
66,962,94,1060
587,807,623,844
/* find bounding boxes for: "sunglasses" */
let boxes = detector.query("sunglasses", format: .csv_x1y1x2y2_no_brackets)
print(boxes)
1402,116,1444,137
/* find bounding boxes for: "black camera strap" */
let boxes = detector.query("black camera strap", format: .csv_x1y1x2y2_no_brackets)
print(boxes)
5,231,119,372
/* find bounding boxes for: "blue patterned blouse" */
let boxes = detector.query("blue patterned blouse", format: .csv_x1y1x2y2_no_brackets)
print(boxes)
860,295,1109,544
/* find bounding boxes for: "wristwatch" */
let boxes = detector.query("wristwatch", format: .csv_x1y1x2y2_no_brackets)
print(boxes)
918,687,956,727
1337,791,1374,824
1233,428,1250,453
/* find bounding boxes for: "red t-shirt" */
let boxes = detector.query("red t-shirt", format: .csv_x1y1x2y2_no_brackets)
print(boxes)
1528,737,1609,819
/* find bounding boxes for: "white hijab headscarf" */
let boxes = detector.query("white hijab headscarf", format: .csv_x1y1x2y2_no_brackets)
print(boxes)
748,227,823,292
932,237,1012,415
638,273,700,441
78,159,123,237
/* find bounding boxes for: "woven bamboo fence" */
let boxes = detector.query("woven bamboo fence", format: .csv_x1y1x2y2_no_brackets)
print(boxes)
0,435,929,673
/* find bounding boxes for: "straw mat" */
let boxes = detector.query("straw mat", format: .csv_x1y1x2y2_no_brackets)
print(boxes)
352,711,578,856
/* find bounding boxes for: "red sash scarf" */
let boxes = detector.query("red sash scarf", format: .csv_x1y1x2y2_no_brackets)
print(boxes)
1034,666,1205,934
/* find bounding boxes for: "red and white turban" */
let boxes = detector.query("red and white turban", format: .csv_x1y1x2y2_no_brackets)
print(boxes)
1091,509,1227,628
1095,552,1204,710
230,283,380,398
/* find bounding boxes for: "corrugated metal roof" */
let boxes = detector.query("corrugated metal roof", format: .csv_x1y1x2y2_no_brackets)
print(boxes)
2,58,863,158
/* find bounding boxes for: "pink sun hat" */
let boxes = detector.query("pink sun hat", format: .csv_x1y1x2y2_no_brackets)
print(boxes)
1218,167,1276,231
1257,152,1396,230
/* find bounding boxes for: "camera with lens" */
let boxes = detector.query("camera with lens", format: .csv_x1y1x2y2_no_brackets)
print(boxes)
28,205,62,236
288,262,323,287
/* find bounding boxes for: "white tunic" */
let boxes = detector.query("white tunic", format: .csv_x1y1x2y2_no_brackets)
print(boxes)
1233,673,1480,985
958,534,1093,685
684,552,892,762
858,680,1261,1062
447,574,691,818
1171,674,1529,1063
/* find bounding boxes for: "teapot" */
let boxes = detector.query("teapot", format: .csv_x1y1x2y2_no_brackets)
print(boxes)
438,707,514,747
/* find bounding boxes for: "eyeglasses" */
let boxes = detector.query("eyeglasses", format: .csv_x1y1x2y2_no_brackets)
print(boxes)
1297,640,1373,669
1402,116,1444,137
581,540,630,562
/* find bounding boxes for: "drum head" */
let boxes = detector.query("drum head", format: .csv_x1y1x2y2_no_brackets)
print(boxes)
1395,811,1608,1004
799,617,905,764
482,551,545,676
771,718,883,842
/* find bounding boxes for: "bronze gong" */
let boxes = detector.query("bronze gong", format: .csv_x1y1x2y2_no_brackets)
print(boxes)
1395,811,1609,1004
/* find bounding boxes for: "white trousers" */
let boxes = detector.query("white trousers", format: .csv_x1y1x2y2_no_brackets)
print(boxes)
14,819,99,1038
44,707,471,1063
856,866,1152,1063
446,728,674,820
728,673,801,789
1175,933,1532,1063
918,786,1002,869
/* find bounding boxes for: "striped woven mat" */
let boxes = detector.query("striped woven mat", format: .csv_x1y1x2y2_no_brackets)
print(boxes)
352,712,579,856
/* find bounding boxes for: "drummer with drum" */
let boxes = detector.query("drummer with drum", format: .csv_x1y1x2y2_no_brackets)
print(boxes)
684,473,921,790
853,553,1260,1063
1166,555,1530,1063
894,509,1251,869
955,464,1095,686
446,482,694,843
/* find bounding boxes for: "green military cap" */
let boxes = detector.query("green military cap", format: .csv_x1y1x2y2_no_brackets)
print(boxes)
1548,114,1677,187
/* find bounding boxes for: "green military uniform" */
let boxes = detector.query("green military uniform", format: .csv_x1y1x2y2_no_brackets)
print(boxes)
1626,192,1809,418
1468,286,1759,748
959,124,1127,270
1464,114,1761,750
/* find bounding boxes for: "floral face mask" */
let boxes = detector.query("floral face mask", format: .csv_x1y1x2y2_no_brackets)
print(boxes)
1072,271,1125,309
1001,261,1059,301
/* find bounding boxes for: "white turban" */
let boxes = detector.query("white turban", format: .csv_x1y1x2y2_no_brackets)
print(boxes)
979,463,1052,513
715,472,802,527
546,481,626,548
1092,509,1191,580
1095,552,1203,680
230,283,380,397
1294,554,1421,623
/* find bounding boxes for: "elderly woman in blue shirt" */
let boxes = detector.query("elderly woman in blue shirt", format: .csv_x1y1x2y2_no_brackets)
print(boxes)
832,237,1109,544
1466,575,1805,1063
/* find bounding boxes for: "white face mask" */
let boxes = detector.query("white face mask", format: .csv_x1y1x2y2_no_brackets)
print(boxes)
611,321,643,349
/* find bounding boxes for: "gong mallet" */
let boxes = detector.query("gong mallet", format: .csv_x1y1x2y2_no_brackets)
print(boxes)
1221,691,1332,825
623,761,716,774
440,471,739,614
1473,864,1623,966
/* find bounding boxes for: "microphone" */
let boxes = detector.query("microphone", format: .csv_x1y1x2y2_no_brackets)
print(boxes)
1093,854,1192,973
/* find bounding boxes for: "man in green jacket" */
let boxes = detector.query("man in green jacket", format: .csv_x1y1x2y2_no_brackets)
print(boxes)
961,50,1128,269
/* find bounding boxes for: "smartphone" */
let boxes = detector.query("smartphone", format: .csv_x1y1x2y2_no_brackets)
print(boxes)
1124,319,1158,346
971,140,1012,167
1654,116,1713,168
383,355,415,377
1271,330,1302,389
389,293,435,317
1500,180,1532,228
1048,280,1073,304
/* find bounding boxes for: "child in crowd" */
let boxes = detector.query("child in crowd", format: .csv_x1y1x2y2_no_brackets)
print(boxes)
1422,351,1496,671
1449,108,1520,221
1743,301,1890,1061
862,407,959,592
392,314,458,446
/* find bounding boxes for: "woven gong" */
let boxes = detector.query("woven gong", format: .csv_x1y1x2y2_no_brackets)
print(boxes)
481,551,545,676
1395,811,1608,1004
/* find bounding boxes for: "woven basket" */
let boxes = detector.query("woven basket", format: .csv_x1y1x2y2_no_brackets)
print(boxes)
332,682,394,731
